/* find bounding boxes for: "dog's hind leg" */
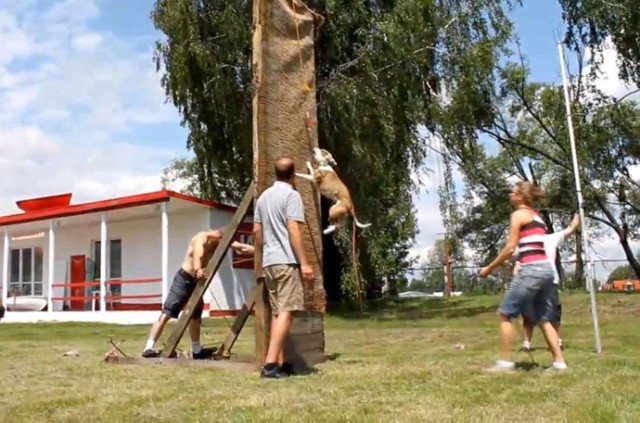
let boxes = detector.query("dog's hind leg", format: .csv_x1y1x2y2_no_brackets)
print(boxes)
323,225,336,235
324,203,348,235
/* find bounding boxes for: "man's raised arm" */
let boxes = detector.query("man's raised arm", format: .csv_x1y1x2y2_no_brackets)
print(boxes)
563,213,581,238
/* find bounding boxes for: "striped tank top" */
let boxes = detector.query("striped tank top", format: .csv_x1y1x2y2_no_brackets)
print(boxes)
517,208,548,264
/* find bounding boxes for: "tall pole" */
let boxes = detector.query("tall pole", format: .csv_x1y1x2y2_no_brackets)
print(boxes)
557,42,602,353
252,0,326,367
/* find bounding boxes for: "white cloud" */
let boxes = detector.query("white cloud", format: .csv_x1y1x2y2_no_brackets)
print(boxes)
585,38,639,100
0,0,184,215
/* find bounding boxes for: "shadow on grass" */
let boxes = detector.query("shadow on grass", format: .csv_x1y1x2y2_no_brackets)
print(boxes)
327,297,500,322
515,361,540,371
325,353,341,361
291,366,320,376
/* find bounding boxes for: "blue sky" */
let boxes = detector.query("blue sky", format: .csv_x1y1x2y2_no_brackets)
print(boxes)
0,0,635,276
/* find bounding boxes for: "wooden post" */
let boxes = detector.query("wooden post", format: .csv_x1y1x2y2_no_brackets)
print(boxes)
160,183,254,358
215,283,261,358
444,238,453,297
252,0,326,369
253,278,271,367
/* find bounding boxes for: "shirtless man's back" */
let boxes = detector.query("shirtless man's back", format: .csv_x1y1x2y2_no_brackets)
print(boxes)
141,228,253,359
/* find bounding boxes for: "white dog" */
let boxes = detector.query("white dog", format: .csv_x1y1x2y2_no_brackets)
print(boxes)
296,148,371,235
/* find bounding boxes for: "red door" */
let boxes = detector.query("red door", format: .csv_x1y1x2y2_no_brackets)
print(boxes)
70,255,86,311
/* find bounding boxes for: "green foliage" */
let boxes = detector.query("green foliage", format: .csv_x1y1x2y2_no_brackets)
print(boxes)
151,0,520,299
559,0,640,85
160,157,201,197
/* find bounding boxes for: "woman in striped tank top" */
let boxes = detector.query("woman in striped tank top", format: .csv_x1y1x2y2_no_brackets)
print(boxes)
479,181,567,373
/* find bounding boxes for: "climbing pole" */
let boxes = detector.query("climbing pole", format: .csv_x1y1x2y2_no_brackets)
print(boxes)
252,0,327,368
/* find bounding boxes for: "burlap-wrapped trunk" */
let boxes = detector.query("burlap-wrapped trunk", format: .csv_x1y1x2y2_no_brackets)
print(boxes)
252,0,326,368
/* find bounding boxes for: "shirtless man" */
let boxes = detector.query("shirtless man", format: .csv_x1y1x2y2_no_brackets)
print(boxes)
141,228,254,359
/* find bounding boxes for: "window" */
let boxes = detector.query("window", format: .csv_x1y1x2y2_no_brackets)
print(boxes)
9,247,44,296
93,239,122,295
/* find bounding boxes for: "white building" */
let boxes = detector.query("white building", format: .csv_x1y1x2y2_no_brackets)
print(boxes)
0,190,254,324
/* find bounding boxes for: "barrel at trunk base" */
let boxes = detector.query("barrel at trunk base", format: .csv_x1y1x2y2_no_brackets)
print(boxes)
283,311,326,370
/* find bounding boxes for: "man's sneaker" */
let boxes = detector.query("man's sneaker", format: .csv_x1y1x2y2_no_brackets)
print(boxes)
193,347,216,360
279,362,296,376
141,349,159,358
485,361,516,373
260,366,290,379
545,362,568,373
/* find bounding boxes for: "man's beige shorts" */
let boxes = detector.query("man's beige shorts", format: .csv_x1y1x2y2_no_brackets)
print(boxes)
263,264,304,315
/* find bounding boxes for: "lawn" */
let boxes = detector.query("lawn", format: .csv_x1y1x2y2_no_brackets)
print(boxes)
1,292,639,423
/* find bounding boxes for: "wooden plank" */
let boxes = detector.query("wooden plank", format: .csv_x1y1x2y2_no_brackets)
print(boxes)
103,355,257,372
253,278,271,367
215,283,261,358
160,182,255,358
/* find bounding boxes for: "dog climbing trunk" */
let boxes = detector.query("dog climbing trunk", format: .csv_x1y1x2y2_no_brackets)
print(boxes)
252,0,326,369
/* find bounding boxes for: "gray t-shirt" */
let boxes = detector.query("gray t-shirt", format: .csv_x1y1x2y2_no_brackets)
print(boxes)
254,181,305,268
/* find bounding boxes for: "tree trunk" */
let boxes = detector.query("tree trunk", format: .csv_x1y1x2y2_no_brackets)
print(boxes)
252,0,326,369
618,232,640,280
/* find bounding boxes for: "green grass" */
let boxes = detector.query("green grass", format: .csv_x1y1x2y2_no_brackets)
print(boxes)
1,293,640,422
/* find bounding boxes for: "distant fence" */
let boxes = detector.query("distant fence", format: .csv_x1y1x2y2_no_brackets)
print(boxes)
403,259,634,294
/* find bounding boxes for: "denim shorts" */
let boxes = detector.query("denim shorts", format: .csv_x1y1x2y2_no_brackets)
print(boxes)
523,283,562,326
499,262,556,322
162,269,204,320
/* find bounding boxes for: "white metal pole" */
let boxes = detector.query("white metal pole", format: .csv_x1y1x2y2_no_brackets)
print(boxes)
100,213,107,313
558,42,602,353
2,231,9,307
48,220,55,313
161,203,169,305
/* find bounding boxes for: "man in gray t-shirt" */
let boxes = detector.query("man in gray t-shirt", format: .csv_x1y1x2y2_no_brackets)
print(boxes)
253,157,314,379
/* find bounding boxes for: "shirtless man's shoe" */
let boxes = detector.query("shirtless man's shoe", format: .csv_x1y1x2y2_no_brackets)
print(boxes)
193,347,216,360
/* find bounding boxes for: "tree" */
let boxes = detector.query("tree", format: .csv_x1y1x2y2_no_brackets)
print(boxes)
151,0,521,300
161,157,201,197
559,0,640,87
435,44,640,283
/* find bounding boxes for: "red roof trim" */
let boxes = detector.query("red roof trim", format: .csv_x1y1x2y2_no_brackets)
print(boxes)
0,190,238,227
164,190,236,212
